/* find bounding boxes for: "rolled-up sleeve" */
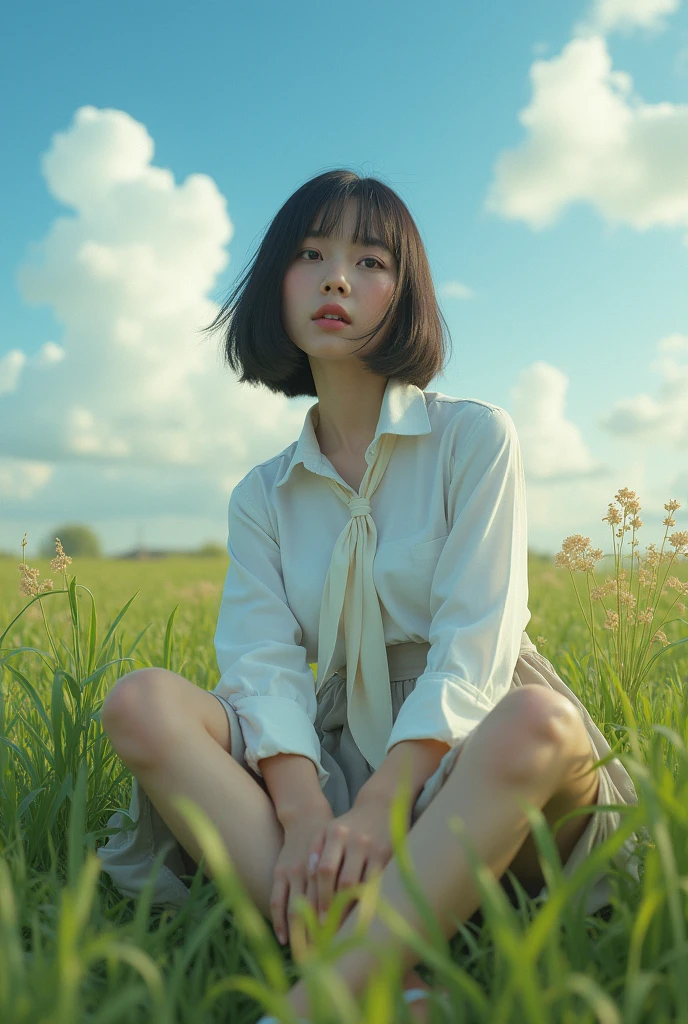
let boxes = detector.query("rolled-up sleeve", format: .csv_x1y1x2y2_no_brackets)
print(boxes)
213,480,329,788
385,406,530,755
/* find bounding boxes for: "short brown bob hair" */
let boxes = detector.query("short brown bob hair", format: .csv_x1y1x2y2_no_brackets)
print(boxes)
201,169,451,398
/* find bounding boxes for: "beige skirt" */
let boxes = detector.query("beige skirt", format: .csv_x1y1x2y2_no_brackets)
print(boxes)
96,637,642,920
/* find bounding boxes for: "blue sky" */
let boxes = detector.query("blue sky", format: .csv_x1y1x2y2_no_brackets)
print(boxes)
2,0,688,562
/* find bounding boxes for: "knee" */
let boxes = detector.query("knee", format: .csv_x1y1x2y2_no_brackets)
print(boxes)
488,686,581,785
101,668,170,757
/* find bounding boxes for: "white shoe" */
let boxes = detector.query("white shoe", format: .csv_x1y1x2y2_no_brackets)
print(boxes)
255,987,445,1022
255,1015,309,1023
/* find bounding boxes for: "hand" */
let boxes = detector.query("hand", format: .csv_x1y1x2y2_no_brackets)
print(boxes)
308,798,397,927
271,804,334,950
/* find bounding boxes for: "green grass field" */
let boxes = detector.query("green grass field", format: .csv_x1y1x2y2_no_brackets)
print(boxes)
0,537,686,1023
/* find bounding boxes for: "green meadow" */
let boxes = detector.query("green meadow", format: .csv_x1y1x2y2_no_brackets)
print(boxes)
1,498,687,1023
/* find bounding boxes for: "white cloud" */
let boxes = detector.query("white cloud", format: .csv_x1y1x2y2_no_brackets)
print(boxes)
657,331,688,353
33,342,66,368
0,343,66,396
575,0,681,36
510,361,606,480
506,361,682,555
531,41,550,57
0,105,312,511
0,350,27,395
484,34,688,239
0,459,54,500
512,340,688,553
599,332,688,443
484,2,688,552
439,280,475,300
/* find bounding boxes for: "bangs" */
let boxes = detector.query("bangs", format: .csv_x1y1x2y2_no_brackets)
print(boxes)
303,187,401,265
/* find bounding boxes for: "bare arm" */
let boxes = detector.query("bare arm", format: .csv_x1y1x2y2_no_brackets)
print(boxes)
354,738,451,808
260,738,450,827
259,752,331,828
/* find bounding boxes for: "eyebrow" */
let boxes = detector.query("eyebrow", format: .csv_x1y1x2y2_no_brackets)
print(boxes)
305,229,394,258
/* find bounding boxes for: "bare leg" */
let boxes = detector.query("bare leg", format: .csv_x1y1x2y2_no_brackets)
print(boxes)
104,681,441,1018
283,710,572,1020
102,692,285,920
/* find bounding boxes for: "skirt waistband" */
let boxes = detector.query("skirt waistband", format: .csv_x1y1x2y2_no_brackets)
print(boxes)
331,631,538,684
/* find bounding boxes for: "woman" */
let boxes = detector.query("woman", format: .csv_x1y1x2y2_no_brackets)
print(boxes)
97,169,640,1023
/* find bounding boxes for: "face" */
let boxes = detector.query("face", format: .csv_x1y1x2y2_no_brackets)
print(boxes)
281,198,399,363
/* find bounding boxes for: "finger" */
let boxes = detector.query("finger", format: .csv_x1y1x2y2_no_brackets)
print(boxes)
270,876,289,944
336,847,367,921
287,871,309,950
361,855,385,889
306,867,320,924
306,836,324,909
316,836,345,921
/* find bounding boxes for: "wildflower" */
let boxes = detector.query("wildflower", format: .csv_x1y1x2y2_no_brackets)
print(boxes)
668,531,688,555
536,635,547,646
591,577,616,600
603,609,619,631
18,563,41,597
602,504,622,527
18,562,54,597
50,537,73,574
615,488,641,514
554,535,603,573
17,532,54,597
557,491,685,702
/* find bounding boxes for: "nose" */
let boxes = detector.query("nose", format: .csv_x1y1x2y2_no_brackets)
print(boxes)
321,267,351,295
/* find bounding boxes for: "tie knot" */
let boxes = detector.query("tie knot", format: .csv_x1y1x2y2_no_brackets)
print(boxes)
348,496,372,518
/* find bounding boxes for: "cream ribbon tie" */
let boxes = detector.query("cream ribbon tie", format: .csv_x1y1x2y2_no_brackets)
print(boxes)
315,432,398,770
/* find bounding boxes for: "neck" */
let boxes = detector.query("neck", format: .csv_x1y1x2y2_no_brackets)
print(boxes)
312,373,389,457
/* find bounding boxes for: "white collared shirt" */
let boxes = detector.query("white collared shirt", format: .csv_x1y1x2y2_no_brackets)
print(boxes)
213,377,532,788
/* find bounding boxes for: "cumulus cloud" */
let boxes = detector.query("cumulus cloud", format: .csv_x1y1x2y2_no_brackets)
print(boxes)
0,351,27,396
484,31,688,239
475,0,688,551
0,341,66,397
575,0,681,36
512,339,688,553
600,332,688,444
507,359,682,554
439,280,475,300
33,341,66,368
0,460,54,501
0,106,311,513
510,361,606,481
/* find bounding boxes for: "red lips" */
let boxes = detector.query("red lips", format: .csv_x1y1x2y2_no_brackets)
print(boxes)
312,303,351,323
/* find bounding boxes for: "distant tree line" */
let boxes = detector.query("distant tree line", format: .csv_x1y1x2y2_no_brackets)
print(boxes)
0,525,227,560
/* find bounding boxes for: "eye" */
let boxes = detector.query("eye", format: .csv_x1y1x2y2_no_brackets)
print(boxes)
295,249,384,269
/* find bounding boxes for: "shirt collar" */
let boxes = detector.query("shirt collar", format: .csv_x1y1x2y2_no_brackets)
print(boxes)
275,377,432,490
